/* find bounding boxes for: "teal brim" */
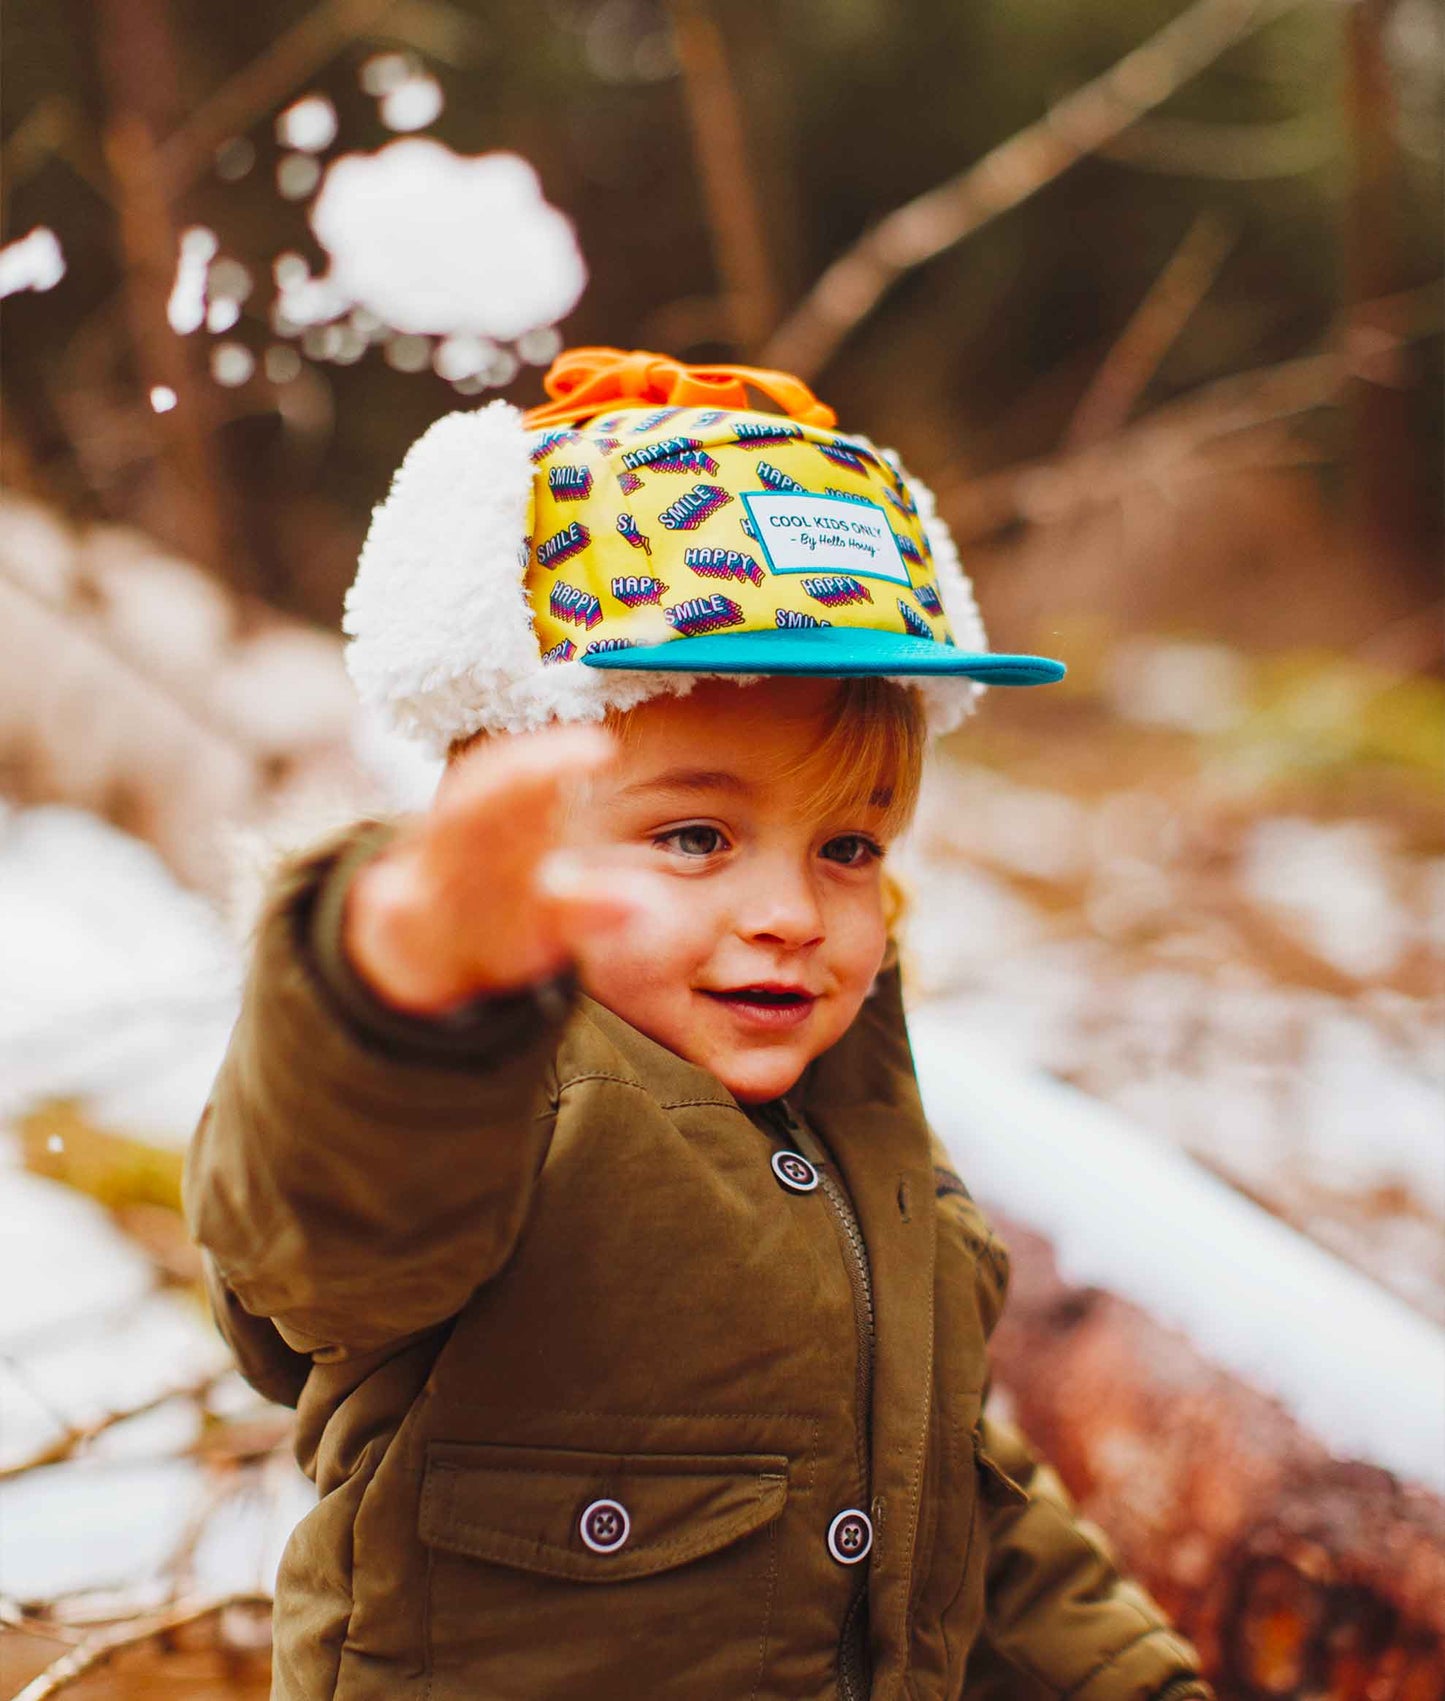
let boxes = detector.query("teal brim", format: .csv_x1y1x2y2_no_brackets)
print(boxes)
580,626,1066,686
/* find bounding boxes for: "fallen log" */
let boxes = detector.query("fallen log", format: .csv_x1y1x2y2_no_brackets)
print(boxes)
911,1013,1445,1697
986,1214,1445,1699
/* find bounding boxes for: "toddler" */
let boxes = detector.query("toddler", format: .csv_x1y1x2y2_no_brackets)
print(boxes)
186,349,1212,1701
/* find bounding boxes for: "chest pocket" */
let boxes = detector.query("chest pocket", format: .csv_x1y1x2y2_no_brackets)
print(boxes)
419,1440,788,1700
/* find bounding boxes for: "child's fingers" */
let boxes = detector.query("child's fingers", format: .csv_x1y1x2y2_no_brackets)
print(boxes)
441,726,617,823
429,726,620,883
535,853,674,945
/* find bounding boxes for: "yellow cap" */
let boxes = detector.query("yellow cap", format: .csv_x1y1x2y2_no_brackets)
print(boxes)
524,404,968,668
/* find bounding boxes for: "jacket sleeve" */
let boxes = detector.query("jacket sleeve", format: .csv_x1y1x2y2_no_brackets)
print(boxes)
183,820,572,1360
930,1135,1213,1701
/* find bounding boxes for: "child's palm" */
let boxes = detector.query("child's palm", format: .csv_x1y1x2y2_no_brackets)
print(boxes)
345,728,639,1012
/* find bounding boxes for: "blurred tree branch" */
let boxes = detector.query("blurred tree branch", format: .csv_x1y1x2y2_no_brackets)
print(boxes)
668,0,781,355
155,0,489,195
156,0,396,194
941,281,1443,541
1065,211,1237,448
0,1372,226,1484
762,0,1307,379
1344,0,1433,567
91,0,241,576
0,96,109,203
11,1592,272,1700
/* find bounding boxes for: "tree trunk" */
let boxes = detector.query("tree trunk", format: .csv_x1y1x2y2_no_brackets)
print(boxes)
986,1212,1445,1700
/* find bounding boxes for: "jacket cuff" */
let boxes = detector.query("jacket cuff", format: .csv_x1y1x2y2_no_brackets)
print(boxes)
1151,1682,1213,1701
306,820,575,1068
1071,1633,1211,1701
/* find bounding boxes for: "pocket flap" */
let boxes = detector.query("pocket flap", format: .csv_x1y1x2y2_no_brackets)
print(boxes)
971,1429,1030,1509
419,1441,789,1582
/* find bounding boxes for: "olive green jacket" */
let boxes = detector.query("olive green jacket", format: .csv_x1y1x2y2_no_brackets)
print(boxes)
184,825,1212,1701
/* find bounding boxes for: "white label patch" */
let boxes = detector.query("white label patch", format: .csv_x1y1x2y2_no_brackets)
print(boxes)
742,493,911,585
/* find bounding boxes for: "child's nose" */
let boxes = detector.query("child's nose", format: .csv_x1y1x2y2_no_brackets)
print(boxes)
739,865,825,949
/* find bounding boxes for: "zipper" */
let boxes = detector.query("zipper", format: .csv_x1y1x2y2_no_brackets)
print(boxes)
838,1582,870,1701
762,1098,875,1473
760,1097,875,1699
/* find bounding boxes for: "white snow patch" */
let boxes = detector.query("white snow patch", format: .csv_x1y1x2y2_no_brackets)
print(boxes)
381,72,444,133
0,807,239,1144
911,1008,1445,1493
309,139,586,340
1106,637,1248,733
1294,1007,1445,1215
277,93,337,153
360,51,413,96
0,1163,298,1600
0,1458,206,1598
0,226,65,299
277,151,322,201
0,1170,150,1349
1240,816,1411,979
207,296,241,334
211,341,255,386
166,227,217,335
188,1453,316,1597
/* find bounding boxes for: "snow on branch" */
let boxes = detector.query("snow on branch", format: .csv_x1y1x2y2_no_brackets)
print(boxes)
307,139,586,342
912,1014,1445,1493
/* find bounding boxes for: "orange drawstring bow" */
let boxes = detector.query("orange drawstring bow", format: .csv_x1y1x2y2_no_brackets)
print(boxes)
522,346,837,431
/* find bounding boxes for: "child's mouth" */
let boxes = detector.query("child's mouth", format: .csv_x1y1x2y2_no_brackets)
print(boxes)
702,986,817,1029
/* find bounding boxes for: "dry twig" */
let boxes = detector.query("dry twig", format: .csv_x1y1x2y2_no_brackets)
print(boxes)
762,0,1305,378
156,0,397,194
11,1592,271,1700
1065,211,1236,448
0,1371,226,1485
939,281,1442,541
669,0,781,355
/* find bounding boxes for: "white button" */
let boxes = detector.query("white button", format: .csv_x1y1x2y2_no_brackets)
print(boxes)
827,1508,873,1565
579,1498,630,1553
771,1149,820,1193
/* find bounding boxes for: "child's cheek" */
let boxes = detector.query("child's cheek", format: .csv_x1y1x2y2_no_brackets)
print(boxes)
574,888,712,1006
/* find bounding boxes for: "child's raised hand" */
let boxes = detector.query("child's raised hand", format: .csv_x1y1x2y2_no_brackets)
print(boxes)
343,726,643,1014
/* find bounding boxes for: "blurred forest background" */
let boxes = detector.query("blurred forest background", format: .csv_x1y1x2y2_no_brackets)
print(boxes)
1,0,1442,1696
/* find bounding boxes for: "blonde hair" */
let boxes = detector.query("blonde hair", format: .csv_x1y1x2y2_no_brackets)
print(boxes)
602,675,925,838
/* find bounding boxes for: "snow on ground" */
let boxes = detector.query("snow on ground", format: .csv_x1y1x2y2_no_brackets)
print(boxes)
898,754,1445,1321
911,1011,1445,1494
0,803,240,1146
0,1148,311,1602
1239,816,1415,981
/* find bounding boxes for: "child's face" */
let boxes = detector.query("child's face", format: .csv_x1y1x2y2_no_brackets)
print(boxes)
568,678,894,1105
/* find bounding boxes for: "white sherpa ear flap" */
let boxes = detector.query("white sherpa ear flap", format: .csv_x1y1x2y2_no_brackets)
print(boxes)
343,401,539,755
344,400,707,751
874,447,988,738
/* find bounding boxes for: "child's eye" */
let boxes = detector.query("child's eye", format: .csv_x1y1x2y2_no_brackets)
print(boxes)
820,834,883,867
656,824,728,858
